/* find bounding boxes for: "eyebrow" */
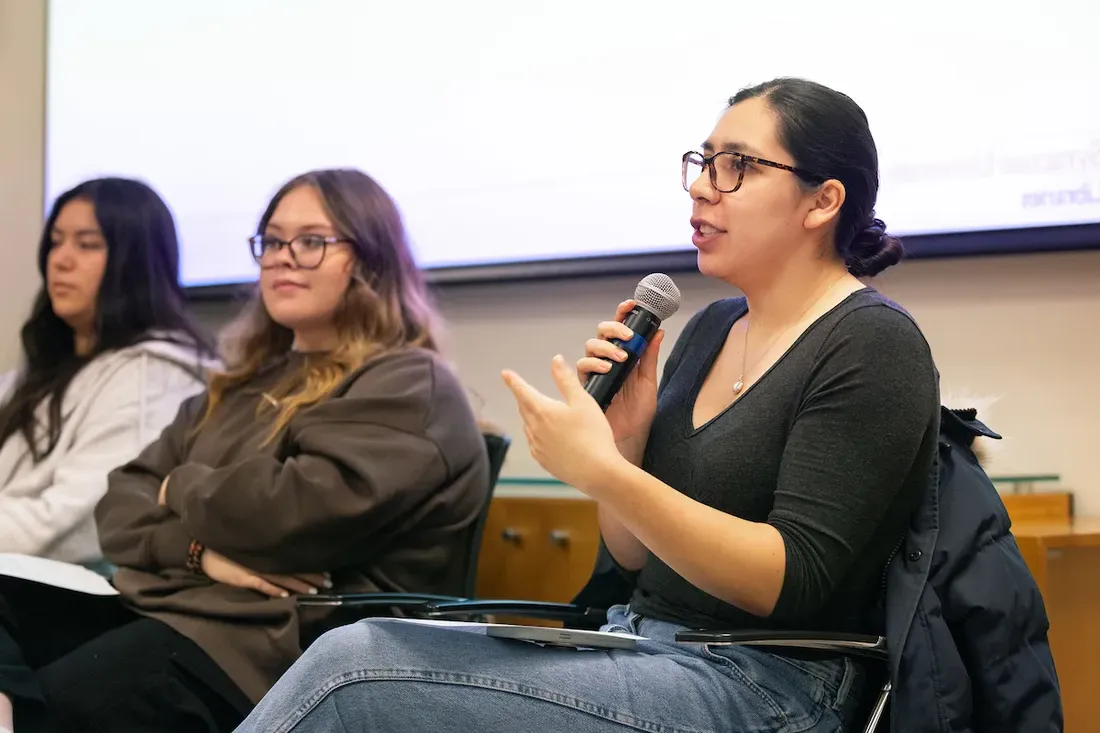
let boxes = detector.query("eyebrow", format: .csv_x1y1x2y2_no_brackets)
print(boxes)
264,222,338,236
700,140,766,158
51,227,103,238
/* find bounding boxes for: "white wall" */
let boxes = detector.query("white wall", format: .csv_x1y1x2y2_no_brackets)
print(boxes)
0,0,46,369
9,0,1100,513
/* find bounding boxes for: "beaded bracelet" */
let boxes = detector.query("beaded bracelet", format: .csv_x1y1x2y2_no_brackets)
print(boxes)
186,539,206,574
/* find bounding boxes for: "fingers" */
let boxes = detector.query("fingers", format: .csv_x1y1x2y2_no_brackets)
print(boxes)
576,356,612,380
584,338,630,361
576,301,638,383
501,369,530,409
595,320,635,342
638,328,665,371
502,370,541,430
263,574,321,596
502,369,551,415
247,575,291,598
596,300,636,340
550,354,586,402
652,329,665,355
577,338,629,381
296,572,333,590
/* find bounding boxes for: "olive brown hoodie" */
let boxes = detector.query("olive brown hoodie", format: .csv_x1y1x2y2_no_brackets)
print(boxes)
95,347,489,703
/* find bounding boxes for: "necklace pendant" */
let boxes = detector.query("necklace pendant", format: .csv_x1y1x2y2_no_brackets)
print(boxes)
732,379,745,395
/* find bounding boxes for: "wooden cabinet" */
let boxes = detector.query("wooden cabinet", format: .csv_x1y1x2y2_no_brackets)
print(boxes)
475,496,600,604
1014,518,1100,732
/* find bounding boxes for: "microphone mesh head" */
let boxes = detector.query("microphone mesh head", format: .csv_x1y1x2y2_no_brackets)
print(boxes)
634,273,681,321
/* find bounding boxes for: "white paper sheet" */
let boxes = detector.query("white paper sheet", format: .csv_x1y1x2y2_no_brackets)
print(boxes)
0,553,120,596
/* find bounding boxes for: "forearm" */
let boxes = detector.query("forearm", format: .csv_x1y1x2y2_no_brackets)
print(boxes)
167,457,385,573
97,465,192,571
599,432,652,569
101,512,192,570
1,692,12,730
166,461,271,550
598,503,649,571
592,460,787,617
615,433,648,466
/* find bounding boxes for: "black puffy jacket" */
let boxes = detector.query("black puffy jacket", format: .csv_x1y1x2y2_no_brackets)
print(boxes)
883,407,1061,731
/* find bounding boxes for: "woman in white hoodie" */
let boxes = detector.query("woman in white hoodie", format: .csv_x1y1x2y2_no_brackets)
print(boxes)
1,176,216,730
0,177,215,568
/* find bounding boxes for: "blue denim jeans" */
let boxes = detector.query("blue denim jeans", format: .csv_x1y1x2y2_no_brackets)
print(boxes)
236,605,866,732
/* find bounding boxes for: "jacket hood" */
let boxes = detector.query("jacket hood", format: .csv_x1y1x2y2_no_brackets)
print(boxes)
116,332,222,382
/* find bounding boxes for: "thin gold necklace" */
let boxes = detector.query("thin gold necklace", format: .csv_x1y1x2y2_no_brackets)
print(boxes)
732,272,849,395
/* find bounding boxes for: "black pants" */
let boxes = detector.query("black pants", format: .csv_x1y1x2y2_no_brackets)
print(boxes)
0,576,252,732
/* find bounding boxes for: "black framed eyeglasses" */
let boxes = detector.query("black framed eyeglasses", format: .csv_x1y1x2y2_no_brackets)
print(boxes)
681,150,823,194
247,234,349,270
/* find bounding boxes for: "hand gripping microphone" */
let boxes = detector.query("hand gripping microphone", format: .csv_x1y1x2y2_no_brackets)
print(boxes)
584,273,681,411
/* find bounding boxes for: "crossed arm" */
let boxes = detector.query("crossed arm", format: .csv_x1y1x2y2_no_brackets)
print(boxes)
95,354,452,578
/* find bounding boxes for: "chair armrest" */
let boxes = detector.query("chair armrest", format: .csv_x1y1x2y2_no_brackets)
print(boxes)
297,592,468,608
674,630,888,660
425,600,607,626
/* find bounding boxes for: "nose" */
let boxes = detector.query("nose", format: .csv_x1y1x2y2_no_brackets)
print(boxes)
262,242,298,269
688,166,720,204
49,240,77,271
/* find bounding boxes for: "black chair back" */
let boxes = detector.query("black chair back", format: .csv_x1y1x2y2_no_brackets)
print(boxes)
460,433,510,597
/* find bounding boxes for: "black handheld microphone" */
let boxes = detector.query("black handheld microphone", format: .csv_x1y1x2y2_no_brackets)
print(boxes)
584,273,681,411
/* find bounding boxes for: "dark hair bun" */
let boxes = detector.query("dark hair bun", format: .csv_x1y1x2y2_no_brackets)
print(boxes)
846,217,904,277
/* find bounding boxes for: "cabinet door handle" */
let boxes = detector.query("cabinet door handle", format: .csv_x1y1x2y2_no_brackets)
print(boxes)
501,527,523,543
548,529,571,546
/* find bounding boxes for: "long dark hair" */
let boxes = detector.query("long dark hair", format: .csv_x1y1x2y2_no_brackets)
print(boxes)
0,177,212,461
730,78,904,276
204,168,441,440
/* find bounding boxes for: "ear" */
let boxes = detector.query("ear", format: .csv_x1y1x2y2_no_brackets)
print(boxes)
342,257,367,289
803,179,846,233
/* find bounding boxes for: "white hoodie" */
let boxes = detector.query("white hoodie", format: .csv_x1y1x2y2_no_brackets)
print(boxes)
0,336,216,565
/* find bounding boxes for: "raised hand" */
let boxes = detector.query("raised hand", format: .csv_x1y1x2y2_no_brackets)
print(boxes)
574,299,664,464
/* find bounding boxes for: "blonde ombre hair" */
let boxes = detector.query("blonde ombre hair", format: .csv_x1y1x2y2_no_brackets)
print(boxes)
202,169,440,440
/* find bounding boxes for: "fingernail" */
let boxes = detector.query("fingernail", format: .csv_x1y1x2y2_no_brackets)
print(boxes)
309,587,318,595
324,579,333,589
616,349,629,360
281,591,289,598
